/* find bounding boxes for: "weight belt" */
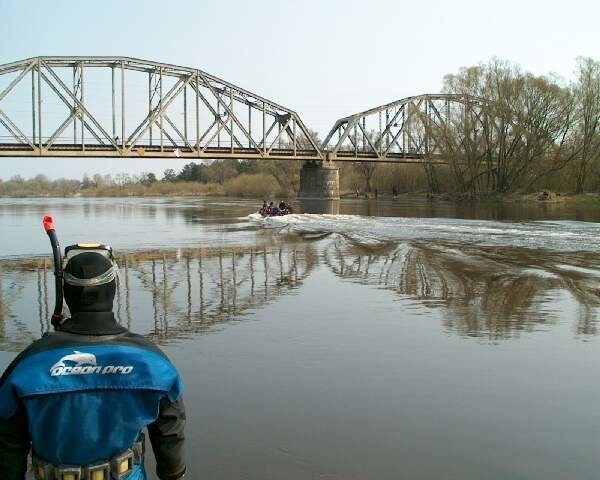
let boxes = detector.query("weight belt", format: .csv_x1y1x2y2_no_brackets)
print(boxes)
31,433,145,480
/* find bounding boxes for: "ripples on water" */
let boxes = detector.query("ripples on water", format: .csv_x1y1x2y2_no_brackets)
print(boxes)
2,198,600,480
0,245,317,350
252,213,600,338
253,212,600,251
1,211,599,348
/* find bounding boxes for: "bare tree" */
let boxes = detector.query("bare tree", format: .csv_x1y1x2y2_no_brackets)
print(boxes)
441,59,577,194
573,57,600,193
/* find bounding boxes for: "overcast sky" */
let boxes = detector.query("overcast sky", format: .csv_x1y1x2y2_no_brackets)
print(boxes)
0,0,598,179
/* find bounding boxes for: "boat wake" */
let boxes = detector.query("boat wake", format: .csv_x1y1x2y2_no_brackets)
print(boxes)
248,213,600,252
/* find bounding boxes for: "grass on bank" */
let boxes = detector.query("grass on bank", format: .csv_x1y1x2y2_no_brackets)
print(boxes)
2,170,600,205
82,173,281,197
0,173,282,198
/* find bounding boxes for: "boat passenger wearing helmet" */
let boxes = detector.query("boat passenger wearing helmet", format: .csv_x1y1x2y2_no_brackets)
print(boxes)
0,244,186,480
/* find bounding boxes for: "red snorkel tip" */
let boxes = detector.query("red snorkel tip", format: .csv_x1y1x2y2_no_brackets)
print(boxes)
43,214,64,326
43,215,55,233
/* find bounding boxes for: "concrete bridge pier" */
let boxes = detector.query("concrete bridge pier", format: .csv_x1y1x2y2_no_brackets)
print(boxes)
298,161,340,200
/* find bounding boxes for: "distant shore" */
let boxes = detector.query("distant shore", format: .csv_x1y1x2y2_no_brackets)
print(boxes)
1,187,599,206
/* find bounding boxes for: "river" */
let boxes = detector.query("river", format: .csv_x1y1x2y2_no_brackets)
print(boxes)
1,196,600,479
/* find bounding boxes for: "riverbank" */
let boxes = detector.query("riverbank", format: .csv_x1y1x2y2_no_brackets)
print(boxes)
2,174,600,206
2,189,599,206
340,191,600,205
0,173,284,198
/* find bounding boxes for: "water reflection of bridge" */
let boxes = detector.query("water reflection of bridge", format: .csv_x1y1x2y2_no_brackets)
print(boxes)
1,238,599,347
0,244,318,349
322,238,600,339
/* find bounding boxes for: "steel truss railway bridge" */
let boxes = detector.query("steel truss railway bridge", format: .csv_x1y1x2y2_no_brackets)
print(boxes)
0,56,486,197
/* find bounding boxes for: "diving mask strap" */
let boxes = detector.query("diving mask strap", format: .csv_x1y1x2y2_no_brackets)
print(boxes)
63,264,119,287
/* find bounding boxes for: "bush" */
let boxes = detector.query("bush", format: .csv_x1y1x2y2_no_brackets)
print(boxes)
222,173,279,197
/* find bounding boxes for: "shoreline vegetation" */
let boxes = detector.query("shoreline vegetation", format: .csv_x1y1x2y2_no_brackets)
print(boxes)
0,169,598,205
2,57,600,203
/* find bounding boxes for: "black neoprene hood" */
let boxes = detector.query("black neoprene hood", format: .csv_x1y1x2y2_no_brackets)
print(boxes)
63,251,116,314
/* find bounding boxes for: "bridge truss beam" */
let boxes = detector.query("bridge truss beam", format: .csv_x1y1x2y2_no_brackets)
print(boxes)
0,57,324,160
322,93,487,163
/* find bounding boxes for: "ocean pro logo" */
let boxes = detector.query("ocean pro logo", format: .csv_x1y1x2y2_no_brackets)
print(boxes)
51,351,97,370
50,350,134,377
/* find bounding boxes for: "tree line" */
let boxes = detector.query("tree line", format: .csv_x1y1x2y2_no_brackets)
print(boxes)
337,56,600,197
0,161,287,197
431,57,600,195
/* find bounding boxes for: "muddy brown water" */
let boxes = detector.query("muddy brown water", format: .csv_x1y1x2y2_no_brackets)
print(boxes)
1,197,600,479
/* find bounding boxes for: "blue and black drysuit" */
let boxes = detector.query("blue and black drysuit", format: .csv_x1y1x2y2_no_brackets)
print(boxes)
0,311,186,480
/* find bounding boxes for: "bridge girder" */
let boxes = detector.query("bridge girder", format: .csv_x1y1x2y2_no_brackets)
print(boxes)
323,93,489,163
0,57,493,165
0,56,324,160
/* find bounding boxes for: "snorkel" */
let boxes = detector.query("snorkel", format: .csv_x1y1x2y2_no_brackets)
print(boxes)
43,216,119,328
42,215,64,327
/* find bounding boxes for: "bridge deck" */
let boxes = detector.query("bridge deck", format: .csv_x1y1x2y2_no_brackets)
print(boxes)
0,144,444,163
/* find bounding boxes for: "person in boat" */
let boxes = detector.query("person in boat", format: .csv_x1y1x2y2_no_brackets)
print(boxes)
278,202,292,215
259,200,268,216
0,244,186,480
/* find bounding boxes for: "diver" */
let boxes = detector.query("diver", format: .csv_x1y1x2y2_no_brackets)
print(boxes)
0,222,186,480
